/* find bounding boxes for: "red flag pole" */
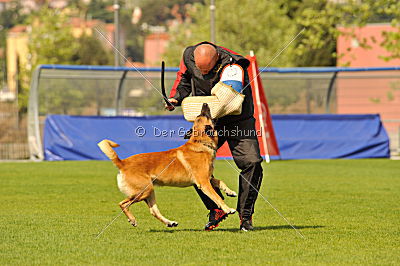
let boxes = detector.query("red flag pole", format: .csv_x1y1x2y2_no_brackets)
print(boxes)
249,51,270,162
247,51,280,162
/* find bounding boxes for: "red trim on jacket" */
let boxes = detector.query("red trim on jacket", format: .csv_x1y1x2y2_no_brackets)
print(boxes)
169,58,187,98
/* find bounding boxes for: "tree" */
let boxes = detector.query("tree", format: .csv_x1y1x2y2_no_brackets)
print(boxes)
73,34,113,65
28,9,78,67
14,8,79,112
138,0,204,27
282,0,339,66
363,0,400,61
0,1,27,42
19,6,115,113
119,0,204,62
292,0,400,66
164,0,400,67
164,0,297,67
86,0,114,23
120,8,145,62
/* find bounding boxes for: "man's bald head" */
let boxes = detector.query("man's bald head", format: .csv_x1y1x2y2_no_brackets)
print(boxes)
194,44,219,75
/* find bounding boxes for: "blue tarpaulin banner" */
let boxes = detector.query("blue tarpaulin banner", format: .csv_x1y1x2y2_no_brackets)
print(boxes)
271,114,389,159
43,114,389,161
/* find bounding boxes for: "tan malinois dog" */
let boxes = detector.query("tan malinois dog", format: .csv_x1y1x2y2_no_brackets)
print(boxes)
98,103,236,228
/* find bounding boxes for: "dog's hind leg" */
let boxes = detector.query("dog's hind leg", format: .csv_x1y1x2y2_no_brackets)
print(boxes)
119,188,153,227
145,191,178,227
119,198,138,227
210,176,237,197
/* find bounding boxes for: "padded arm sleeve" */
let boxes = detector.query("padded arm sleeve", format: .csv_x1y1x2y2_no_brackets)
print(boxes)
220,64,244,93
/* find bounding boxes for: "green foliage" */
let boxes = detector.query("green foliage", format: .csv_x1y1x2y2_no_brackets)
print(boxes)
28,9,78,67
119,0,204,62
138,0,203,26
164,0,297,67
164,0,400,67
120,8,144,62
0,0,27,46
21,7,113,113
295,0,400,66
67,0,114,22
286,0,340,66
380,25,400,61
86,0,114,23
73,34,113,65
0,10,20,30
138,0,178,26
20,8,78,112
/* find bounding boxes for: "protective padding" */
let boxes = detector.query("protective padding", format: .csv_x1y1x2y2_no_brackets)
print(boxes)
181,82,244,121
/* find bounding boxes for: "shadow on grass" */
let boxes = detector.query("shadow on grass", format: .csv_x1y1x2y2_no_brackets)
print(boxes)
148,225,325,233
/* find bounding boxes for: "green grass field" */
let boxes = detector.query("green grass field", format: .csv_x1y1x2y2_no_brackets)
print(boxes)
1,159,399,265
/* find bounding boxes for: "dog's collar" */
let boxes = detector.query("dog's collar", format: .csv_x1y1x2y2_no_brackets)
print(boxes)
203,142,217,151
194,140,217,151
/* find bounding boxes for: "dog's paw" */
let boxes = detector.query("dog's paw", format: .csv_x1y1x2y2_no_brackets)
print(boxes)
167,221,179,227
128,219,137,227
225,190,237,197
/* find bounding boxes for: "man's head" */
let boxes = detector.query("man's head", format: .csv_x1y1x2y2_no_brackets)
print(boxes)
194,44,219,75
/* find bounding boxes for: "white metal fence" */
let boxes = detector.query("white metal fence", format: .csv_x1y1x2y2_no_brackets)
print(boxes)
2,64,399,160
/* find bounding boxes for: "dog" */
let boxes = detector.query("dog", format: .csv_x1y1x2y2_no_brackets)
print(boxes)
98,103,237,228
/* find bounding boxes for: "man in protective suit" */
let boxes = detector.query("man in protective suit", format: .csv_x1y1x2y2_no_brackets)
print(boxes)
166,42,263,231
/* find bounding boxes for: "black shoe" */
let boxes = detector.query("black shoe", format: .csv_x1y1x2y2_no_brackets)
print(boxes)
240,216,254,231
204,209,228,231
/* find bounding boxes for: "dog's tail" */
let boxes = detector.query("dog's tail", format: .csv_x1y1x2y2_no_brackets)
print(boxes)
97,139,122,168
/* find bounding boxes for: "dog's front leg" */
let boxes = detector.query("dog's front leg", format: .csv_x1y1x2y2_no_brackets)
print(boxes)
145,191,178,227
197,179,236,214
210,177,237,197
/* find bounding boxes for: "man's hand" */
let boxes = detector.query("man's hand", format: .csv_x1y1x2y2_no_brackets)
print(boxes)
165,98,178,111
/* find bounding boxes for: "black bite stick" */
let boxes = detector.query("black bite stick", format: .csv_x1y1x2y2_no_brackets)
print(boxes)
161,61,174,109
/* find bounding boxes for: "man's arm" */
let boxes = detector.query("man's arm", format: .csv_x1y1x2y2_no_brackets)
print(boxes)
220,64,244,92
169,58,192,105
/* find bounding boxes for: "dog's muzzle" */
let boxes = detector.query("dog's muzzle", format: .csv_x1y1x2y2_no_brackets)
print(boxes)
200,103,212,119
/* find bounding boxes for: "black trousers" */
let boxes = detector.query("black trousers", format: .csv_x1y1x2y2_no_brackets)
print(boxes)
194,117,263,218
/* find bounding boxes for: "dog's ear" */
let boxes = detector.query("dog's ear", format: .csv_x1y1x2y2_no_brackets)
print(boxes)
205,125,214,137
184,129,193,139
